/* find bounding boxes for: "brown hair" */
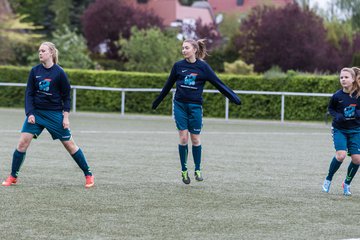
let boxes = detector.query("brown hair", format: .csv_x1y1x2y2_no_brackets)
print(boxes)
341,67,359,97
353,67,360,97
183,39,208,60
40,42,59,64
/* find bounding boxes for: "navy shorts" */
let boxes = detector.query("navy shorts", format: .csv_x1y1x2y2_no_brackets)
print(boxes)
173,100,203,134
21,109,72,141
332,127,360,155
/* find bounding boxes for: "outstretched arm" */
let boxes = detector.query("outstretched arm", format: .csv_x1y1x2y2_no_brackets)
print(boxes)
206,64,241,105
152,65,177,109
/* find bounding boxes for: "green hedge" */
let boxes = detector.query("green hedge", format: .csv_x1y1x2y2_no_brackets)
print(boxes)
0,66,339,121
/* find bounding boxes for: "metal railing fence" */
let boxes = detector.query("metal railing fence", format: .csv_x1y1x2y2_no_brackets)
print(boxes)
0,82,332,122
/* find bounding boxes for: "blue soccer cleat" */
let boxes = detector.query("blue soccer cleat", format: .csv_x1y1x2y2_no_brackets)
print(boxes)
322,179,331,193
342,182,351,196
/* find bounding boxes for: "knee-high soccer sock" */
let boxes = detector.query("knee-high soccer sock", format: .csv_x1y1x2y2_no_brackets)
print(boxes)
71,149,92,176
178,144,188,171
192,145,202,171
326,157,342,181
345,162,360,185
11,149,26,178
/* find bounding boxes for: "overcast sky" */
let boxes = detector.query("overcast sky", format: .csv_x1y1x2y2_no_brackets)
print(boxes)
309,0,330,10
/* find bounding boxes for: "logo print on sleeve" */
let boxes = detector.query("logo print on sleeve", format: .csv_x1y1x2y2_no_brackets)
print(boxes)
39,78,51,92
184,73,197,86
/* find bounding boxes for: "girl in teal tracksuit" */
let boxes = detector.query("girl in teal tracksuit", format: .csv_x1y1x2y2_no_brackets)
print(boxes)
2,42,94,188
152,39,241,184
322,67,360,196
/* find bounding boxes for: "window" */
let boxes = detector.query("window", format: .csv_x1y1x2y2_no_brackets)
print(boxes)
137,0,148,3
237,0,244,6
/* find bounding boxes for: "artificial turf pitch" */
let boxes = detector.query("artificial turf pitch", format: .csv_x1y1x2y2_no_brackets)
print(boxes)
0,108,359,240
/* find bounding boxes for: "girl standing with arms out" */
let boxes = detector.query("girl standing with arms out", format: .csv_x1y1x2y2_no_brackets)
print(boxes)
152,39,241,184
322,67,360,196
2,42,94,188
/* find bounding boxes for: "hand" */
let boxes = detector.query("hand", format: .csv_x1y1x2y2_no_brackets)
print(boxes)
335,113,345,122
63,112,70,129
28,115,35,124
152,101,158,110
355,110,360,119
63,117,70,129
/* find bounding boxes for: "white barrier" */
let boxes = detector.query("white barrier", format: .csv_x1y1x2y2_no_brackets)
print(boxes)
0,82,332,122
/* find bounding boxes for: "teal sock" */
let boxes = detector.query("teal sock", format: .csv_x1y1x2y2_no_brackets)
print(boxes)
192,145,202,171
72,149,92,176
326,157,342,181
11,149,26,178
178,144,188,171
345,162,359,185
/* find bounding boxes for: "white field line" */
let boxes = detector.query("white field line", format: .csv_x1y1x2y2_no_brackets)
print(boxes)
0,129,328,135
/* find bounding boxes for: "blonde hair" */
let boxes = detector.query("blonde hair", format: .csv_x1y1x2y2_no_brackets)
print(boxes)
341,67,360,98
183,39,208,60
40,42,59,64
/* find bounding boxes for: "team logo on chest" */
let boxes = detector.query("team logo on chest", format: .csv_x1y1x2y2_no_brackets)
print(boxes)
39,78,52,92
184,73,198,86
344,104,356,119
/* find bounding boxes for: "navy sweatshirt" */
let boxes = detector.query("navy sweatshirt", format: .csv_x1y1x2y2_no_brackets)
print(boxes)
328,89,360,129
152,59,241,109
25,64,71,116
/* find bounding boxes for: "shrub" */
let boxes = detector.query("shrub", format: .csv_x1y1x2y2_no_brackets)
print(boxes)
224,59,254,75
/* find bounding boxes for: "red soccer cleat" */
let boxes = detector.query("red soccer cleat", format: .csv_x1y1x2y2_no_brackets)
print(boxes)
2,175,17,186
85,175,94,188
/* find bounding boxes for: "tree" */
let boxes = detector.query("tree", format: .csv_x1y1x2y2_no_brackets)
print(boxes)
0,6,41,66
193,19,222,50
335,0,360,30
9,0,94,36
218,13,242,42
69,0,94,33
49,0,71,30
81,0,164,59
9,0,54,35
119,27,181,73
52,25,94,69
325,19,353,49
234,4,342,73
27,25,94,69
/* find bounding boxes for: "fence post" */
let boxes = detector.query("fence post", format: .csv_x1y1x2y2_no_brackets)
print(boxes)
121,91,125,116
281,94,285,122
72,88,77,113
225,98,229,120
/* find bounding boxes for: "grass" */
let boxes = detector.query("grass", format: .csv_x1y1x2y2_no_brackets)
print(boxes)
0,108,359,240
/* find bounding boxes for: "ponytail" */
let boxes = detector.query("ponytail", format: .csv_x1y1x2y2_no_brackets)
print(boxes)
183,38,208,60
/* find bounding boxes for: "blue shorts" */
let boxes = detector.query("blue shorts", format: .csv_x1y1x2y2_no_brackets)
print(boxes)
21,109,72,141
173,100,203,134
332,127,360,155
